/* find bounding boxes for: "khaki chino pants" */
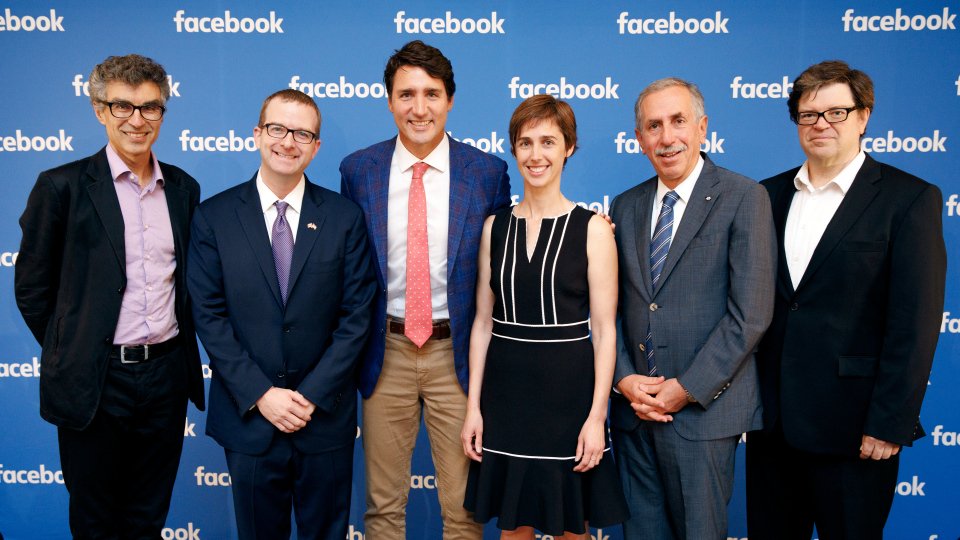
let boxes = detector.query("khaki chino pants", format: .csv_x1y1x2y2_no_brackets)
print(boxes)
362,330,482,539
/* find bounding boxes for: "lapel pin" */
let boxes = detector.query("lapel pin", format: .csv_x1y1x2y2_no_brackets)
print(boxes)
705,196,712,201
307,222,317,230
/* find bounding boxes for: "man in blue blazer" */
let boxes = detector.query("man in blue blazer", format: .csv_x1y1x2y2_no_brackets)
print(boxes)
610,78,776,539
340,41,510,539
747,61,946,539
188,89,376,540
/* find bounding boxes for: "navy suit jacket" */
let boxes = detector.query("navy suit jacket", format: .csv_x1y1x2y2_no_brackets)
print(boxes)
758,154,946,455
188,176,376,454
340,137,510,398
15,147,204,430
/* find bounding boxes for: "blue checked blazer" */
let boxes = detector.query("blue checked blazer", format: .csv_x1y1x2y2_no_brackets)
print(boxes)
340,137,511,398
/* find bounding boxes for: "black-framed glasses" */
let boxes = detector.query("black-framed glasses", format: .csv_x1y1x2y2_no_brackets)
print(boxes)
795,107,859,126
260,123,318,144
101,101,166,121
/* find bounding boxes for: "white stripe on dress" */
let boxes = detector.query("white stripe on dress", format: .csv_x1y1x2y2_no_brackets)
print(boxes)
493,317,590,328
499,214,512,322
550,214,571,324
481,446,612,461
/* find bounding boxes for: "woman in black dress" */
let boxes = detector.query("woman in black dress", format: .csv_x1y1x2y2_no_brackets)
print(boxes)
461,95,628,538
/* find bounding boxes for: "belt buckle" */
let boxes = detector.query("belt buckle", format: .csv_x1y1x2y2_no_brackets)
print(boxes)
119,345,145,364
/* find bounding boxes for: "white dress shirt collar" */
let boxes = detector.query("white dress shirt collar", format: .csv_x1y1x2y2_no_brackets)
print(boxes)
656,154,704,206
396,134,450,175
256,170,305,242
794,151,866,195
256,171,305,215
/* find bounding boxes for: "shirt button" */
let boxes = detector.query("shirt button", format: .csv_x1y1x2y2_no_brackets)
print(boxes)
649,303,658,312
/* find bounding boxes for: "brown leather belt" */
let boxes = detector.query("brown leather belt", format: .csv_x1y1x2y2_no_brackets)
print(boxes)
109,338,179,364
387,317,451,341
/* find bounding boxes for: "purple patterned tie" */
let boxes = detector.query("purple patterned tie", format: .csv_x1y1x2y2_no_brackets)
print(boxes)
272,201,294,305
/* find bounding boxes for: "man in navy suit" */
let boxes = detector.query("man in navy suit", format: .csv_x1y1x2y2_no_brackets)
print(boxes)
188,89,376,540
340,41,510,539
747,61,946,539
15,54,204,539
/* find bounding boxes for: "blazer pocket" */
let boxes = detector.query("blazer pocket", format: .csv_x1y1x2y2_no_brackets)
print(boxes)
687,232,720,248
838,355,878,377
841,240,885,252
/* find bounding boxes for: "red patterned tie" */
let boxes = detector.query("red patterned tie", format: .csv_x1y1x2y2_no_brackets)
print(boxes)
405,161,432,347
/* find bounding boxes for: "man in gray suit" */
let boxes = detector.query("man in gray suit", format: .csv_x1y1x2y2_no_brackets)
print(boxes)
609,77,776,539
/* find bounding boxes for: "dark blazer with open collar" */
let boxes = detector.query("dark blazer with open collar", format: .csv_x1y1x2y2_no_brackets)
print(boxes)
758,153,946,455
15,147,204,430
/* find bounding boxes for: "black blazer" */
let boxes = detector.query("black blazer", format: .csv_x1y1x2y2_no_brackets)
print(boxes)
188,177,376,455
15,147,205,430
757,154,946,456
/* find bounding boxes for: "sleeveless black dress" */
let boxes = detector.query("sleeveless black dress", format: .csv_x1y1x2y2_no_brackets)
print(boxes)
464,206,629,534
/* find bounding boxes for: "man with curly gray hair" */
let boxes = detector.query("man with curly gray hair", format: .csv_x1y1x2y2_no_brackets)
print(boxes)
15,54,204,538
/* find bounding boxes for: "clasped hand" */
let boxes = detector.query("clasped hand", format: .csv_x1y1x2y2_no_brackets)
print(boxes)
256,387,316,433
617,374,690,422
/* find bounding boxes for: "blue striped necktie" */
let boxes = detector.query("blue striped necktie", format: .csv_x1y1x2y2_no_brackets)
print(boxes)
645,190,679,376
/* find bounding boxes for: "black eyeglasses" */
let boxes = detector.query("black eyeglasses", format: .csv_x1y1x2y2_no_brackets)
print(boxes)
101,101,166,121
795,106,859,126
260,123,318,144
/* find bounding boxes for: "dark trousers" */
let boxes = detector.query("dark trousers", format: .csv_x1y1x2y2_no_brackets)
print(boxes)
746,429,899,540
58,349,189,540
225,436,353,540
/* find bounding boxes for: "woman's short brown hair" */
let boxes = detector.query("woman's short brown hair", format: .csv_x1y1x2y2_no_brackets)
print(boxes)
508,95,578,163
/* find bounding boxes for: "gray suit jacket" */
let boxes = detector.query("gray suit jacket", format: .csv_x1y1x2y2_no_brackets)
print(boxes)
610,154,776,440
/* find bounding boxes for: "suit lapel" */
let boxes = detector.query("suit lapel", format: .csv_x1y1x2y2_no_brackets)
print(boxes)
654,157,720,296
632,179,657,298
367,141,394,283
795,156,882,292
287,180,327,299
770,172,798,298
84,149,126,271
235,177,284,308
447,141,474,278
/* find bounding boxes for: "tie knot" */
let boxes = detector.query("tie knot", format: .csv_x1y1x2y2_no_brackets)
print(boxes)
662,191,680,208
412,162,429,180
275,200,289,215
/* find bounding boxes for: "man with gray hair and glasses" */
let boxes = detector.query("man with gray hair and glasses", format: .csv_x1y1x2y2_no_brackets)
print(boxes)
15,54,204,538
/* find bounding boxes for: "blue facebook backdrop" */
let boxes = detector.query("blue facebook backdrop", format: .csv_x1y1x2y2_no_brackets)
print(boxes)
0,1,958,538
